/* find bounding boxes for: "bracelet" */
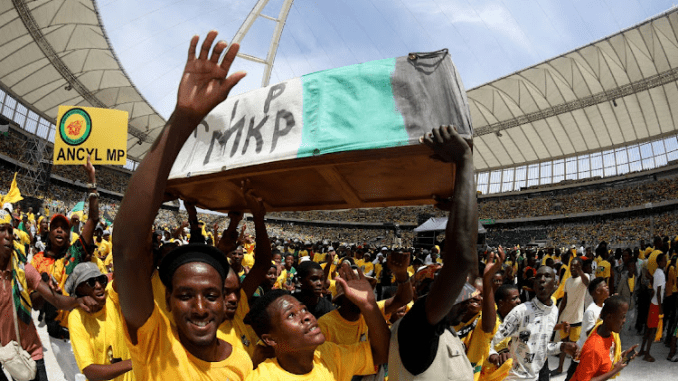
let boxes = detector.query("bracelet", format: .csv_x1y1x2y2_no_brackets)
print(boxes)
88,192,99,200
86,183,97,189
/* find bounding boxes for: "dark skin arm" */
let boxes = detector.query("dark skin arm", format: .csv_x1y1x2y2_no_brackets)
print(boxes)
481,247,504,333
240,181,273,300
113,31,245,343
81,155,99,247
422,125,477,326
216,212,243,255
382,251,413,316
336,262,390,365
184,201,204,244
33,280,97,312
81,360,133,381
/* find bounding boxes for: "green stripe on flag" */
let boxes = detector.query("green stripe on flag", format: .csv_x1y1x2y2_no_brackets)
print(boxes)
299,57,408,158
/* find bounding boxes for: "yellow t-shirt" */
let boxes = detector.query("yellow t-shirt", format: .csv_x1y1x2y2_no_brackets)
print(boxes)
69,286,134,381
595,260,611,279
71,231,81,245
362,262,374,276
318,310,369,345
245,341,374,381
454,313,497,380
244,243,255,255
318,300,389,346
17,229,30,246
104,252,114,271
313,252,327,263
151,271,171,323
217,289,258,358
95,239,112,260
123,303,252,381
242,253,255,269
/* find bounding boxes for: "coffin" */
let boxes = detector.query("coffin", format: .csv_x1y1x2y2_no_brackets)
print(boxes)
166,49,472,212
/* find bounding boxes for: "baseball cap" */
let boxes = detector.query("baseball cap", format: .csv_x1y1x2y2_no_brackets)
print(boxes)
65,262,103,296
50,214,70,229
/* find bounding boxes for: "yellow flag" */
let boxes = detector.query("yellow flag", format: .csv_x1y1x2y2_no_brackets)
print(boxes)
53,106,128,165
1,172,23,205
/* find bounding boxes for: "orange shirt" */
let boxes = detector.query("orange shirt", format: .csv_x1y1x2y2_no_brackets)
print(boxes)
571,329,614,381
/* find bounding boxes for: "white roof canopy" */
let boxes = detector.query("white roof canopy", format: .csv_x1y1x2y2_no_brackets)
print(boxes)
467,8,678,172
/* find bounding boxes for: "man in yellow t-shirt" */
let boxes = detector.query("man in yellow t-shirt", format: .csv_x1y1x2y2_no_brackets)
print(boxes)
245,262,391,380
318,252,412,348
67,263,133,381
217,268,261,359
94,226,112,260
113,33,254,381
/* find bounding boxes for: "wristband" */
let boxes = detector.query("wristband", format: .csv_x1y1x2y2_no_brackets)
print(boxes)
88,192,99,200
86,183,97,189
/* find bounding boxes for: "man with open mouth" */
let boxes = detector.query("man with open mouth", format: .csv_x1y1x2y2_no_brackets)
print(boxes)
66,262,134,381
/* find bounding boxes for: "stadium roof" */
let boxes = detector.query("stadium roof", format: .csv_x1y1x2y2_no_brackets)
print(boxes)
0,0,165,161
467,7,678,172
1,1,678,170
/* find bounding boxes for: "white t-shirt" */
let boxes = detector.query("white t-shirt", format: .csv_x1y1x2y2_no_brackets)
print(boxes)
575,302,603,351
560,274,589,324
652,269,666,305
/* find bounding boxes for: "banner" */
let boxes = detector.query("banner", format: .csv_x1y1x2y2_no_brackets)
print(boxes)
53,106,128,165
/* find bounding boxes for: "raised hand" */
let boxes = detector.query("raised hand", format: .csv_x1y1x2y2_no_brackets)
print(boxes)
83,154,96,183
175,31,247,122
335,262,375,308
484,246,505,279
77,295,100,314
420,125,473,164
241,180,266,219
387,251,411,281
184,200,198,223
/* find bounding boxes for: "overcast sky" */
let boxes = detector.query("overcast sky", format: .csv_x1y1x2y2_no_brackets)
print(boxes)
98,0,677,119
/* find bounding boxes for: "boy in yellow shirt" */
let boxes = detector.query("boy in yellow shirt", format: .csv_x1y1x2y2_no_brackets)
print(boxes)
243,262,391,380
113,32,252,381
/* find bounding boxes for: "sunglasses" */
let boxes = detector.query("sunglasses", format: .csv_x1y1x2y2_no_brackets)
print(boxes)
83,275,108,288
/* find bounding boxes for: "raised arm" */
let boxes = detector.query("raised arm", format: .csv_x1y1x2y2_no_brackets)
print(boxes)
481,247,504,333
80,155,99,246
184,200,204,245
240,182,272,300
216,211,243,254
382,251,413,316
33,279,97,313
113,31,245,341
422,125,477,326
336,262,391,365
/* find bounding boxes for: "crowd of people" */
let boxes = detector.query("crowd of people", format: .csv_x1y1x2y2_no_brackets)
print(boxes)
477,177,678,220
1,31,677,381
